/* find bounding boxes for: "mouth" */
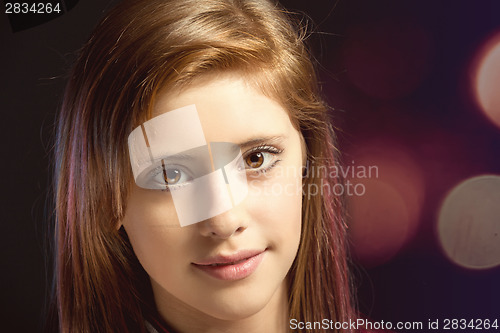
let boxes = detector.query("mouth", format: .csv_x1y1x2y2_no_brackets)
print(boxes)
204,257,250,266
192,249,267,281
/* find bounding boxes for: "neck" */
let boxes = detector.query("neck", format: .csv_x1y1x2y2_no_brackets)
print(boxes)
152,280,289,333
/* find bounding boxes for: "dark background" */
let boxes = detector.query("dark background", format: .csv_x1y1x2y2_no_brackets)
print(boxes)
1,0,500,332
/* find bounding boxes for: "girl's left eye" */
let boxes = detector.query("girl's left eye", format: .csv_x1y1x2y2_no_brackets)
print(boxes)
245,152,266,169
243,146,283,173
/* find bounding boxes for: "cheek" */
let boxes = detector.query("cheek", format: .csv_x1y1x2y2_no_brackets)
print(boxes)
123,216,198,300
124,187,179,227
247,167,303,251
122,188,189,281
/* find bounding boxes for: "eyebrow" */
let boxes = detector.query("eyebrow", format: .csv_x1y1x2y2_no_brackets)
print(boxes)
236,135,286,149
160,153,197,164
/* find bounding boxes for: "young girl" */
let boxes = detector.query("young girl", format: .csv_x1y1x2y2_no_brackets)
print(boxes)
48,0,355,331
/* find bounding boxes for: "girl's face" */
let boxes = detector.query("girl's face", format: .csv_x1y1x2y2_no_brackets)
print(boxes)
122,75,304,324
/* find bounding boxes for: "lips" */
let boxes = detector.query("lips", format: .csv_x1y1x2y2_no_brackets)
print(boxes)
204,257,248,266
192,249,266,281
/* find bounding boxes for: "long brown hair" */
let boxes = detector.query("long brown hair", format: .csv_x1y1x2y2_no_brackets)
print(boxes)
49,0,355,331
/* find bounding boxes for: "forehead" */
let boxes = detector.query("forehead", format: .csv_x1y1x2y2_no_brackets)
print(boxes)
152,76,294,143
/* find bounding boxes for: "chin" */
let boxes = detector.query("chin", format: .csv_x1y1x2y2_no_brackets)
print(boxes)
199,298,268,321
187,282,277,321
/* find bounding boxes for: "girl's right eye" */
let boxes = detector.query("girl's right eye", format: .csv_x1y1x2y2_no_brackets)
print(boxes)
146,162,193,191
162,168,182,185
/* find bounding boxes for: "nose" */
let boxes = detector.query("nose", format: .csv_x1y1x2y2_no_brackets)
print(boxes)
197,205,248,239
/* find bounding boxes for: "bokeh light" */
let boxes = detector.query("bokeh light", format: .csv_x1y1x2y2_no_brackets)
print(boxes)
347,140,425,267
473,32,500,129
349,179,410,267
438,175,500,269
